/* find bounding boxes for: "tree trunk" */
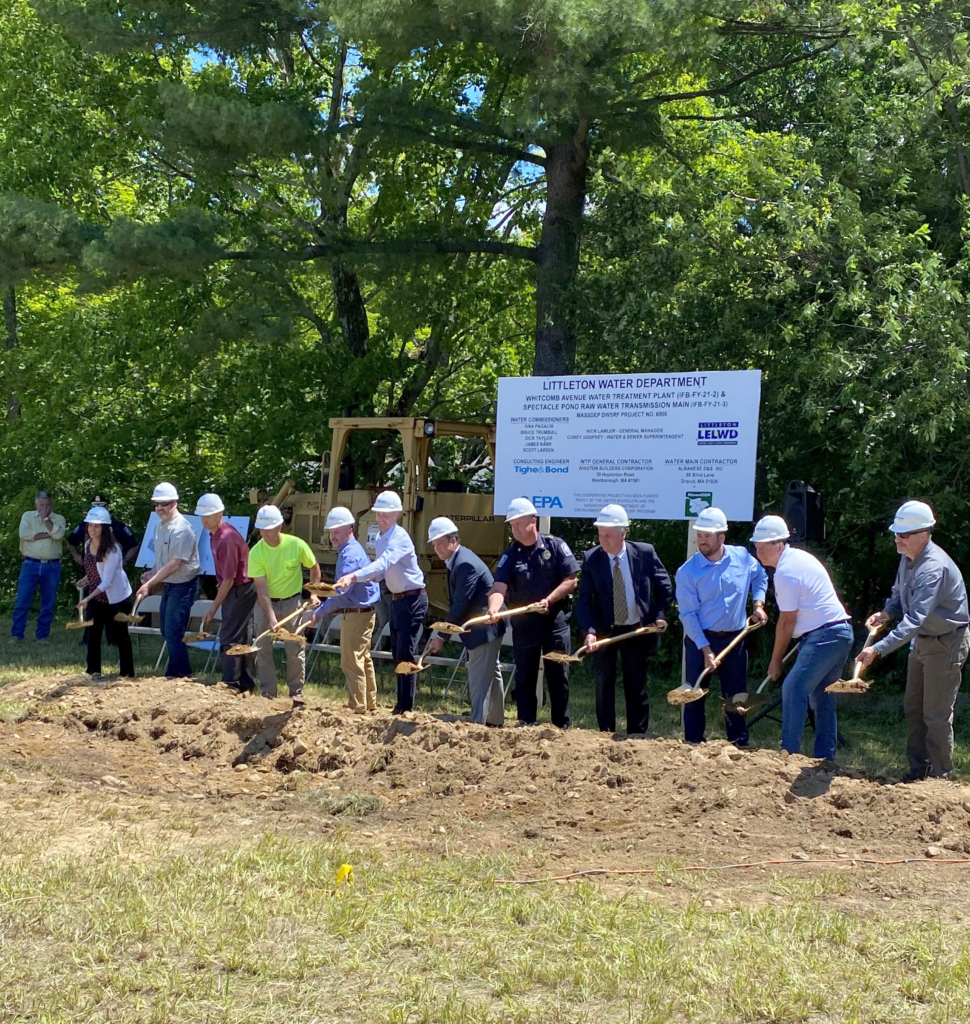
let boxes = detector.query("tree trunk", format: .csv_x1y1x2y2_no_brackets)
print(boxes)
532,134,589,376
3,285,21,420
330,262,370,359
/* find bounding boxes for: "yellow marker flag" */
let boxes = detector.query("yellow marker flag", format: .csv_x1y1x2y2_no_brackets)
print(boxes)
334,863,355,889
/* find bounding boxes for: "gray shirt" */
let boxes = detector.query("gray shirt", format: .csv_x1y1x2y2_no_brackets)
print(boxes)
874,539,968,655
151,512,201,584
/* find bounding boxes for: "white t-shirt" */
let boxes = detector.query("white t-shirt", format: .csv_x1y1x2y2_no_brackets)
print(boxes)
773,546,848,638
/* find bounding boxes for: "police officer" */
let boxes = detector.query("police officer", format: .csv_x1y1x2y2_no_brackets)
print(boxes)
487,498,579,728
857,501,969,781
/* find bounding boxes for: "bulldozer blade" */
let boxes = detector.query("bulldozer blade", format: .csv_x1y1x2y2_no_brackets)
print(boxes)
430,621,465,635
667,684,708,706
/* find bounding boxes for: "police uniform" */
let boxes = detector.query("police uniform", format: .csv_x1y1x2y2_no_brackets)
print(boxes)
493,533,579,727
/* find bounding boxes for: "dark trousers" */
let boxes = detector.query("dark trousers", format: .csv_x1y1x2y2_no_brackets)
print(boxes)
86,597,135,677
591,624,651,734
512,613,571,728
219,582,257,691
683,632,749,745
159,578,200,678
390,589,429,711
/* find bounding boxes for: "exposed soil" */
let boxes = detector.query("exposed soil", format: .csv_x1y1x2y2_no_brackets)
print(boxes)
3,672,970,889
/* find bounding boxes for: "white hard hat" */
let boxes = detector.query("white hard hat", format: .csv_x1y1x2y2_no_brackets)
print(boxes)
151,482,178,502
750,515,790,543
254,504,284,530
325,506,355,530
83,506,111,525
194,492,225,516
693,506,729,533
371,490,403,513
890,500,936,534
593,503,630,528
506,497,538,521
428,516,459,543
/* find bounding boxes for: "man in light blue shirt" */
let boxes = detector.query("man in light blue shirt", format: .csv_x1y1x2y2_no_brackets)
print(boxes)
675,507,768,745
335,491,427,714
312,507,381,712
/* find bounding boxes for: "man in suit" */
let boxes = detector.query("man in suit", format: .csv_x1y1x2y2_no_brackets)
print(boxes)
426,517,506,725
576,504,672,734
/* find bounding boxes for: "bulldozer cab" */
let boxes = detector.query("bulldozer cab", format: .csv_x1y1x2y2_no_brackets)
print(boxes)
254,418,504,611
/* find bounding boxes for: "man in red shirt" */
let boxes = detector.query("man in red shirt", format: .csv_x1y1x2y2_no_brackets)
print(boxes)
196,494,256,693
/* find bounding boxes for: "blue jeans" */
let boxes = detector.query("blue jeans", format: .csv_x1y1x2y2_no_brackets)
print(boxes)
12,558,62,640
159,578,200,677
781,621,853,760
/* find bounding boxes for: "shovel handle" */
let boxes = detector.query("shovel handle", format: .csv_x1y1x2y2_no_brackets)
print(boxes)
847,624,885,680
584,624,663,656
461,602,545,631
694,620,765,687
253,601,310,644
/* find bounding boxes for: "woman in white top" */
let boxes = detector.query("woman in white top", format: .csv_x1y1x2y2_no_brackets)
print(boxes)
76,507,135,679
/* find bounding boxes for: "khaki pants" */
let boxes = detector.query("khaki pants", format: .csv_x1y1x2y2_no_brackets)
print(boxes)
254,595,305,698
905,628,970,776
340,609,377,709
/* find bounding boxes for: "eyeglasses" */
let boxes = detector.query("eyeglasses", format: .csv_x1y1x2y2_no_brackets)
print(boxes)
896,530,926,540
153,501,175,509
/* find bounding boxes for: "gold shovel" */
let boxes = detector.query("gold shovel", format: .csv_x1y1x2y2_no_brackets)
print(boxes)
183,631,211,643
543,624,664,664
305,582,339,597
114,595,144,625
395,631,439,675
725,643,800,716
429,601,546,636
825,624,884,694
227,602,310,656
66,607,88,630
667,620,765,705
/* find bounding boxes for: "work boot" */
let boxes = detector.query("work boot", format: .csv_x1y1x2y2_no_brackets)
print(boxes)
899,766,930,784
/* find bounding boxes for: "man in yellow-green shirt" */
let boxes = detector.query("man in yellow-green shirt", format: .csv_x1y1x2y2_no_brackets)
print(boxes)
247,505,321,706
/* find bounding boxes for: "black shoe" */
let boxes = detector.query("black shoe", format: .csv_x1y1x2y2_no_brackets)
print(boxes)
291,697,306,710
391,705,407,715
899,766,930,783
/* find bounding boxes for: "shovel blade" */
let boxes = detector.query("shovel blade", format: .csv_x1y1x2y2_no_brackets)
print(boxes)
227,644,258,656
430,621,465,635
667,685,708,706
543,651,581,663
395,661,422,674
825,678,871,694
183,632,210,643
724,693,771,716
66,620,87,630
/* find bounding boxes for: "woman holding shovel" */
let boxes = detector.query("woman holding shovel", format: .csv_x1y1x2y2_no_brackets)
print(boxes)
76,507,135,680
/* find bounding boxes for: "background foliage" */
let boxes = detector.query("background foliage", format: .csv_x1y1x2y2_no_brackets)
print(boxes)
2,0,970,658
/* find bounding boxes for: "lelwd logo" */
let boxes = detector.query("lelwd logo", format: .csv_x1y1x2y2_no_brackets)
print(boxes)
685,492,713,516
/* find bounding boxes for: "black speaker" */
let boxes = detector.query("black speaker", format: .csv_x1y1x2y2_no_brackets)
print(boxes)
783,480,824,543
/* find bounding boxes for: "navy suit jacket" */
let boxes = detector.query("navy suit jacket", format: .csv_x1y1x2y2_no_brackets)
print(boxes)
445,546,505,650
576,541,672,638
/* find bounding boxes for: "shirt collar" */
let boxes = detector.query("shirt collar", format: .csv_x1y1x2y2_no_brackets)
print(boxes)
445,546,460,570
607,542,628,564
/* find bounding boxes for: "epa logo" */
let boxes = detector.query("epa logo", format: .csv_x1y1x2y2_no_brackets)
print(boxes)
532,496,563,509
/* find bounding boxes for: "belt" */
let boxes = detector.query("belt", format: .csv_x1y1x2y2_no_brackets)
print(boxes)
705,629,741,638
23,556,60,564
342,606,377,614
271,594,302,603
391,587,426,600
799,618,851,638
917,625,968,639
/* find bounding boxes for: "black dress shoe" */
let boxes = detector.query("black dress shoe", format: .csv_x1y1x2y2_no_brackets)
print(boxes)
899,766,930,783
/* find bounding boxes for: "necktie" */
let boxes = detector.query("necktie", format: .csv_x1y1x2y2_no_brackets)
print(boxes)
613,555,628,625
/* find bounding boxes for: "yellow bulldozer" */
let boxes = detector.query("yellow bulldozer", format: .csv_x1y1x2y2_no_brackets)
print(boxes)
250,417,506,610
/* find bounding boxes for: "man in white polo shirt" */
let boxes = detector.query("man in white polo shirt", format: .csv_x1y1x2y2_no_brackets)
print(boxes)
752,515,853,760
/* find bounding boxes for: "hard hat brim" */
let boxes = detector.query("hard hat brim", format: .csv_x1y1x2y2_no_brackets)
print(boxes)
506,511,536,522
889,521,935,534
592,520,628,528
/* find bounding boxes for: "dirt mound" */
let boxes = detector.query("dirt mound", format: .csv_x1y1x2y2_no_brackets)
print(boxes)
3,672,970,864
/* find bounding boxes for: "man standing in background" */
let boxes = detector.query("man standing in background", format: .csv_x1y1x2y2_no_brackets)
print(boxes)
11,490,66,644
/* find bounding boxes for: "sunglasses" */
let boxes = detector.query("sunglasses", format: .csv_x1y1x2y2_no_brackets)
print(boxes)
153,501,175,509
896,530,926,540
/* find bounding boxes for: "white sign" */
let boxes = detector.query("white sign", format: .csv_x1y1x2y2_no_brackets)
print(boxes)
135,514,252,575
495,370,762,521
